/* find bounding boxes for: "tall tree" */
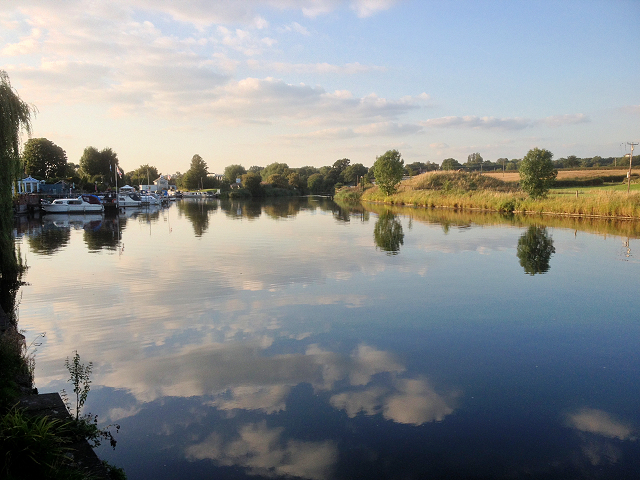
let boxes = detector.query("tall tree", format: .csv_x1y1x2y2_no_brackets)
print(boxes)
519,148,557,198
373,149,404,195
79,146,120,185
0,71,34,280
23,138,68,179
183,154,209,190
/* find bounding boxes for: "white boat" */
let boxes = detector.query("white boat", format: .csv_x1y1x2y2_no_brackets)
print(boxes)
140,193,161,205
118,193,142,207
42,195,104,213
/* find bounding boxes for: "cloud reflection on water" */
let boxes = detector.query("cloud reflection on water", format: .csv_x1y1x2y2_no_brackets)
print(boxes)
566,408,636,466
186,421,337,480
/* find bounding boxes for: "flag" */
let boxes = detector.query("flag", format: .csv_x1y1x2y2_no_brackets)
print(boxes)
117,166,123,178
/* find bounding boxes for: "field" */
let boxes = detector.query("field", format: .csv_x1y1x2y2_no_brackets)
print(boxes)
482,168,640,183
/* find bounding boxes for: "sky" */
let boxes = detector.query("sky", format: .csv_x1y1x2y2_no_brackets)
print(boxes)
1,0,639,176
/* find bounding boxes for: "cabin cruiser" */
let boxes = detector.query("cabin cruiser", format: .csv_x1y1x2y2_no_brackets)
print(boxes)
140,192,162,205
118,192,142,207
41,195,104,213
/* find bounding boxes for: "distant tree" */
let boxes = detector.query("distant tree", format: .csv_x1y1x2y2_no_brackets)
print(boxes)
79,146,119,185
241,171,263,196
565,155,580,168
332,158,351,182
266,173,289,189
183,154,209,190
297,166,319,178
224,164,247,184
128,164,159,187
23,138,67,179
261,162,290,180
466,152,483,166
287,172,304,192
519,148,557,198
307,173,325,194
342,163,368,184
248,165,263,173
405,161,437,176
373,150,404,195
591,155,602,167
441,158,461,170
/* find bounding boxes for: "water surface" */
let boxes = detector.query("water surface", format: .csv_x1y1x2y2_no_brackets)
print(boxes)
14,198,640,479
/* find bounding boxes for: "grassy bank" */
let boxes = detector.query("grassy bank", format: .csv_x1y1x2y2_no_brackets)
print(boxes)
361,172,640,219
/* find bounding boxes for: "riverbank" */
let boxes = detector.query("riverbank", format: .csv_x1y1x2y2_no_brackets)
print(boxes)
352,171,640,219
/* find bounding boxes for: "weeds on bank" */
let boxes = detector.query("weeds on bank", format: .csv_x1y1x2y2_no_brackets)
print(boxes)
0,351,124,479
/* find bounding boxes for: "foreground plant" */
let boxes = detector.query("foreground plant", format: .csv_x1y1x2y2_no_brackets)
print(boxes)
62,351,120,449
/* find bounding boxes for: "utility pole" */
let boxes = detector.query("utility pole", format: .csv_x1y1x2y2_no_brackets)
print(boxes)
627,142,638,194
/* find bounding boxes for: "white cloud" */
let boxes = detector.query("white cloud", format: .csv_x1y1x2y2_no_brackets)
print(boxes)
247,59,386,75
421,115,533,131
543,113,590,127
351,0,400,18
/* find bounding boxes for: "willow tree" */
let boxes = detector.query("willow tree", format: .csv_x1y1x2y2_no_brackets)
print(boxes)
0,71,34,281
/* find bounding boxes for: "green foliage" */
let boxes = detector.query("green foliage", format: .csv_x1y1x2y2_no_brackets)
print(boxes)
441,158,461,171
334,187,362,203
224,164,247,184
23,138,68,179
307,173,326,194
411,172,514,192
519,147,557,198
266,173,289,189
64,351,92,420
373,149,404,196
260,162,290,181
0,329,33,409
466,152,483,166
127,164,159,187
0,407,74,479
0,406,122,479
241,171,263,196
1,71,34,281
404,161,438,176
342,163,368,184
79,147,119,185
183,154,209,190
516,226,556,275
286,172,304,192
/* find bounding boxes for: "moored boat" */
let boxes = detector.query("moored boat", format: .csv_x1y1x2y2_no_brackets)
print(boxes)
42,195,104,213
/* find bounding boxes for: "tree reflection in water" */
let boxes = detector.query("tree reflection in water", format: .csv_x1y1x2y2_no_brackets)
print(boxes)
373,211,404,255
516,225,556,275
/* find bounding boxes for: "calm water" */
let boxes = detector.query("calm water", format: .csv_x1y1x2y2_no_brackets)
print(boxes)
14,198,640,479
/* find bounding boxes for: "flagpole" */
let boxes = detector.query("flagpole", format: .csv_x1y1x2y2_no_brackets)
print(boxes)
115,160,119,209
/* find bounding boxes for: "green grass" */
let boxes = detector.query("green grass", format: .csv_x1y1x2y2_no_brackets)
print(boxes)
362,172,640,218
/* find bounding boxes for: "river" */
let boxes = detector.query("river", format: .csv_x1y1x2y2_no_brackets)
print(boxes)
13,198,640,479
